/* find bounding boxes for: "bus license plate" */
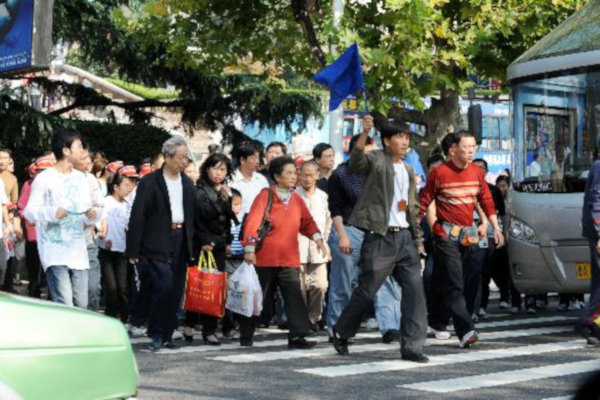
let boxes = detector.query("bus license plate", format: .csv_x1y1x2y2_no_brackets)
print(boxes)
576,263,591,280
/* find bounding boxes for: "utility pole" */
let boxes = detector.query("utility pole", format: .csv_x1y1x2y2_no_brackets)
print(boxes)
328,0,344,166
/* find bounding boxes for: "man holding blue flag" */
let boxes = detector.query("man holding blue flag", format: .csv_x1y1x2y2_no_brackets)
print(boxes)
330,114,429,363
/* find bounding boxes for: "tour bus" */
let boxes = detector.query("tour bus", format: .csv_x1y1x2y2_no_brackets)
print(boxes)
506,0,599,294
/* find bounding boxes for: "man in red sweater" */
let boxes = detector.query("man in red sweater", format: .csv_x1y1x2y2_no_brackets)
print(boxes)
420,131,504,348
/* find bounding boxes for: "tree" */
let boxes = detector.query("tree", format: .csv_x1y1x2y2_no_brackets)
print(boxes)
128,0,584,154
0,0,325,157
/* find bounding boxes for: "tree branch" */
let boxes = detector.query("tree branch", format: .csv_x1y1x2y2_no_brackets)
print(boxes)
48,99,187,116
291,0,327,68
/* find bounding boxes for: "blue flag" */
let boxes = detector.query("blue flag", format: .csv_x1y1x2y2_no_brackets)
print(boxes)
313,43,366,112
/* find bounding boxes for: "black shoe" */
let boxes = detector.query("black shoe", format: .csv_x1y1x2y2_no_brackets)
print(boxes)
401,352,429,363
332,327,349,356
163,341,180,350
319,319,327,330
240,338,254,347
288,337,316,350
577,324,600,346
148,338,162,352
259,322,270,329
203,334,221,346
310,322,320,333
382,329,399,344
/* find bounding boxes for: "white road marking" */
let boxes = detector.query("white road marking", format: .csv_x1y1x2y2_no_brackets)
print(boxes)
209,326,573,364
400,359,600,393
296,340,587,377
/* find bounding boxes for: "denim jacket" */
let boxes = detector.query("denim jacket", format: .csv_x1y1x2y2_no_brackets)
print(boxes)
348,146,423,248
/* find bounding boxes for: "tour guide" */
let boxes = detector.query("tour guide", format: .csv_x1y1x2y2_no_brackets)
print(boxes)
419,131,505,349
332,115,429,363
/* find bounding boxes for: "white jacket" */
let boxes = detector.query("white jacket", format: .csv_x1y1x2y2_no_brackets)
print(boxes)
297,187,332,264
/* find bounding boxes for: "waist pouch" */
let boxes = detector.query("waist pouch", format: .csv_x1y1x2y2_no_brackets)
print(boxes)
442,222,479,247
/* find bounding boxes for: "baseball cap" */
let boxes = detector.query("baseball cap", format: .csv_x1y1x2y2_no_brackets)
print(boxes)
117,165,139,178
139,163,152,177
106,161,124,173
35,156,54,170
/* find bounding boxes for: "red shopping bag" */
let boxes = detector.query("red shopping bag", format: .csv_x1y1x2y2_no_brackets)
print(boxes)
183,251,227,318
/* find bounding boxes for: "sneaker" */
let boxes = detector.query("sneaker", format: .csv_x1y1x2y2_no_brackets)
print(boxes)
223,329,241,340
459,330,479,348
129,326,145,338
472,314,479,323
526,307,537,314
163,341,180,350
557,303,569,312
478,308,487,317
172,330,183,341
362,318,378,330
434,330,452,340
148,338,162,352
310,322,320,332
510,307,520,315
426,326,435,336
499,301,510,309
288,337,316,350
569,300,582,311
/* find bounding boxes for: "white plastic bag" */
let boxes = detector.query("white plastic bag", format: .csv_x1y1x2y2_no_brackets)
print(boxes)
250,265,263,317
226,262,262,317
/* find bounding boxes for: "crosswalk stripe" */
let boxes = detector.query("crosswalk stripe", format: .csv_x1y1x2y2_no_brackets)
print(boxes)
296,340,587,377
209,326,573,364
457,316,575,331
542,397,572,400
130,316,575,345
399,359,600,393
139,332,382,354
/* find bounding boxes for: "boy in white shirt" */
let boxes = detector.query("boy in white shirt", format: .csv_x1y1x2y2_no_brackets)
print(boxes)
25,130,99,308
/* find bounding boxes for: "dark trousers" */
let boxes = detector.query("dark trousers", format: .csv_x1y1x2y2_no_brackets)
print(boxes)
335,230,427,355
237,266,311,341
129,260,152,327
481,245,510,310
184,250,234,335
145,229,188,343
100,249,129,322
581,238,600,326
430,237,484,339
26,241,42,298
2,257,17,291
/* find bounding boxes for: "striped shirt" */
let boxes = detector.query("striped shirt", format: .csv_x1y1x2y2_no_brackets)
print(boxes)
328,162,364,224
419,161,496,238
230,223,244,256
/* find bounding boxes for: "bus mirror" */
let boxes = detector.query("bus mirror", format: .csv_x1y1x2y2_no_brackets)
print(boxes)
468,104,483,145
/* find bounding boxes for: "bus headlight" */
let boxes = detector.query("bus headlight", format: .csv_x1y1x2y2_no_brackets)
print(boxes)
509,218,539,245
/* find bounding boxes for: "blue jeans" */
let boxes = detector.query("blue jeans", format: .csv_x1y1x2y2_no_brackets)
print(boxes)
87,243,102,311
581,238,600,326
46,266,89,308
327,225,401,336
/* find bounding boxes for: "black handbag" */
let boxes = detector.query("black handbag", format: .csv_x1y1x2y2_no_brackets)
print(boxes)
241,190,274,251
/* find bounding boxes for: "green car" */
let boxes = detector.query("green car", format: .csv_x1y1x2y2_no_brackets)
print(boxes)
0,293,138,400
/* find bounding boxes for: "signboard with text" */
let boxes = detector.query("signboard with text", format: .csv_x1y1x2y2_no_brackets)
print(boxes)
0,0,54,76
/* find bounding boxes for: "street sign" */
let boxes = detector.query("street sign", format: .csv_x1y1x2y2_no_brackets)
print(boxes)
0,0,54,76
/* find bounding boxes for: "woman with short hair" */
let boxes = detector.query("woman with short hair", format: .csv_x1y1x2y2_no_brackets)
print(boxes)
240,156,326,349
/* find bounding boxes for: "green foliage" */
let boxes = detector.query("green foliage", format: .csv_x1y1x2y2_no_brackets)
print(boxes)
75,120,171,164
106,78,180,100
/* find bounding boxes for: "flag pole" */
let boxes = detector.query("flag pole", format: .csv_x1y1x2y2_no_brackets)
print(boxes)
361,88,370,115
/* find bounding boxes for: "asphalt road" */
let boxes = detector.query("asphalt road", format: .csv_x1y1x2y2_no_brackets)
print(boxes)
132,300,600,400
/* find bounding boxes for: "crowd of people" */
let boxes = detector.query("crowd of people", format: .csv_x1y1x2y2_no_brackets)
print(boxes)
4,115,599,358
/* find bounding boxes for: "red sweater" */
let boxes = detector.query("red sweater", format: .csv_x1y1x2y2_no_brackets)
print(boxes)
419,161,496,238
242,187,320,268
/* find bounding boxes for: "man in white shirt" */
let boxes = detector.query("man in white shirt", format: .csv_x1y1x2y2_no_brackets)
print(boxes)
126,136,195,351
73,147,105,311
25,129,99,308
230,145,269,216
297,161,331,331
